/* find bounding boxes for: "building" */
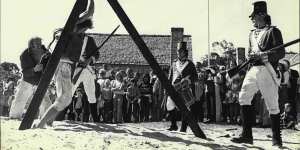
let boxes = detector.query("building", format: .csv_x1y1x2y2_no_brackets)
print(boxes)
88,27,192,74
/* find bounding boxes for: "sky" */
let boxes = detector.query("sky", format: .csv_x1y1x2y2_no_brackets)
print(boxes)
1,0,299,67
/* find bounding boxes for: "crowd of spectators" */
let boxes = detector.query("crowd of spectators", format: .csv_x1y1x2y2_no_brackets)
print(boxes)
1,60,299,129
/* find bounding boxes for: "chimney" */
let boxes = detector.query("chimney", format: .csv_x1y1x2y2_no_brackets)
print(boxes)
170,27,184,64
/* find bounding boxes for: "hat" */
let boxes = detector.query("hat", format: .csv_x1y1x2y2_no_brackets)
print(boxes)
99,69,106,74
177,41,188,52
249,1,267,18
282,59,290,68
76,18,93,29
219,65,226,70
279,59,290,70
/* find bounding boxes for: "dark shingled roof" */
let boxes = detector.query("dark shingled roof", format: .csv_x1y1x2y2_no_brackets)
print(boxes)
88,33,191,65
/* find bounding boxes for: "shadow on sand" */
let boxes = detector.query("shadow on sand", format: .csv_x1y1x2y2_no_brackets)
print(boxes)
52,121,266,150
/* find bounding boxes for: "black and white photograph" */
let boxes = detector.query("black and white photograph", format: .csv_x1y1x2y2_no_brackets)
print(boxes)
0,0,299,149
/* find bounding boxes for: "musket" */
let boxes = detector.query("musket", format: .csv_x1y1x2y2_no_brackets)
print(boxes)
222,38,300,78
72,25,120,84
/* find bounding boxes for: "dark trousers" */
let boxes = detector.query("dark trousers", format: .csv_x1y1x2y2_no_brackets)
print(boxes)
206,92,216,121
82,96,90,122
180,103,198,131
103,100,113,123
122,95,130,122
222,103,229,121
82,96,99,122
168,109,178,128
75,108,82,121
191,101,203,122
229,103,240,123
127,100,140,122
151,93,161,122
140,96,151,122
1,106,9,117
55,99,75,121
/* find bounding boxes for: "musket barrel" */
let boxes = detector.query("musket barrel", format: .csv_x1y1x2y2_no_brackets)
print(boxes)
225,38,300,78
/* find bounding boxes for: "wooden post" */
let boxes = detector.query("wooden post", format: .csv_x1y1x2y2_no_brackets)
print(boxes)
107,0,206,139
19,0,88,130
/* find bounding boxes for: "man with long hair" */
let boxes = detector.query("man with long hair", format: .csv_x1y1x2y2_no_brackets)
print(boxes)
34,0,98,128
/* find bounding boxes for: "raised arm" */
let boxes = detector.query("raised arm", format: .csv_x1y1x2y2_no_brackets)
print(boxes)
77,0,94,23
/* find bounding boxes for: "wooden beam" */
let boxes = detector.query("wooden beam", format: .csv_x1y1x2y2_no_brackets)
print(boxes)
107,0,206,139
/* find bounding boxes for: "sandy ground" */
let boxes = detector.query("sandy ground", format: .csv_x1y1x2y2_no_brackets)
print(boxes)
1,117,300,150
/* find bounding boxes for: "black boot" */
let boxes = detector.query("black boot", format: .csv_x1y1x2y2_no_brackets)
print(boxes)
90,103,100,122
167,109,178,131
270,113,282,147
180,120,188,132
231,105,254,144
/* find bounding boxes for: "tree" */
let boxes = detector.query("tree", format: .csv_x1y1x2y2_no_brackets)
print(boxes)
211,40,237,68
0,62,20,74
0,62,22,93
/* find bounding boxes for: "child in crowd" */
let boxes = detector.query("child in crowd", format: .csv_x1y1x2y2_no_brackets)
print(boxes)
101,79,113,123
281,103,296,129
278,62,290,113
126,78,140,122
139,73,152,122
226,74,241,124
74,88,83,121
2,78,15,116
111,71,125,123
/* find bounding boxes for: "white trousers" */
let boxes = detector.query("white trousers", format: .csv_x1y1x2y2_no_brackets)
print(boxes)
166,97,176,111
239,65,280,114
73,66,97,104
9,80,52,119
52,62,73,111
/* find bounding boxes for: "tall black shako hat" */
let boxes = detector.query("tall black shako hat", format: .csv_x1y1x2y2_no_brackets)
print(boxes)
249,1,267,18
177,41,188,53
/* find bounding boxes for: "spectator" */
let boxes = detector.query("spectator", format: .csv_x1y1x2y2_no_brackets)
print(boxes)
139,73,152,122
152,72,163,121
122,68,131,122
204,68,216,123
280,103,296,129
296,77,300,122
111,71,125,123
2,78,15,116
101,79,113,123
194,73,205,122
126,78,141,122
48,81,57,104
217,66,228,123
284,60,299,119
97,69,107,86
278,61,289,113
229,73,241,124
74,87,84,121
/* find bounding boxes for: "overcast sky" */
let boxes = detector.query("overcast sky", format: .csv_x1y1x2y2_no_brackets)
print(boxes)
1,0,299,66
